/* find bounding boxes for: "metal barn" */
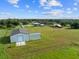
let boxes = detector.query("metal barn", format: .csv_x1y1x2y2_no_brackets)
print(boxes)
10,29,40,46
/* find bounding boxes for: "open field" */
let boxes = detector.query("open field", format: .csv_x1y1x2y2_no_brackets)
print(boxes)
0,26,79,59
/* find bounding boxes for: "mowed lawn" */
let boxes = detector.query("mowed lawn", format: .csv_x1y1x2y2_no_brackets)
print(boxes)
0,26,79,59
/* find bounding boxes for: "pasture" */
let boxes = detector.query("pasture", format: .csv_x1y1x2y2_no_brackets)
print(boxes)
0,26,79,59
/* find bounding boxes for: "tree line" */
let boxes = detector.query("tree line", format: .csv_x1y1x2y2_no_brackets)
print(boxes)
0,19,79,29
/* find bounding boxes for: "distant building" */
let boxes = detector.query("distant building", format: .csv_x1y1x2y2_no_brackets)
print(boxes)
32,22,40,26
53,23,62,28
10,29,40,46
32,22,45,27
40,24,45,26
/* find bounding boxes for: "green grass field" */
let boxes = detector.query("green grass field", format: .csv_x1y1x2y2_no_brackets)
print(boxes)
0,26,79,59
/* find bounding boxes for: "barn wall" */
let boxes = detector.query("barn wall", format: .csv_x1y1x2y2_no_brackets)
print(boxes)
10,33,41,43
10,34,29,42
29,33,41,40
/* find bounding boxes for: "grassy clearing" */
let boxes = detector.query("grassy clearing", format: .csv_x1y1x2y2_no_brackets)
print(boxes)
0,26,79,59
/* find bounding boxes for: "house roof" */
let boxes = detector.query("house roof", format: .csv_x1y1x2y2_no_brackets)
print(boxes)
11,29,28,36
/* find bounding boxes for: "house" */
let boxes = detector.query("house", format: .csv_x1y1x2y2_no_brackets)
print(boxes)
10,29,41,46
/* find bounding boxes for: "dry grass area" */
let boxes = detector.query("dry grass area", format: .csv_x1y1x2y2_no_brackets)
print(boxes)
0,26,79,59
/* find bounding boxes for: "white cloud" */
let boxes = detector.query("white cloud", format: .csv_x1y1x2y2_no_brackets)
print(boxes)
7,0,19,8
42,10,64,16
0,12,11,15
7,0,19,4
13,5,19,8
43,6,51,10
48,0,63,7
66,11,73,14
66,8,71,11
0,12,15,19
26,5,30,9
73,7,78,11
74,2,78,6
40,0,47,6
40,0,63,7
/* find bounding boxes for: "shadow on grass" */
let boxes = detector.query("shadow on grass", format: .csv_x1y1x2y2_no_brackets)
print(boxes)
0,36,10,44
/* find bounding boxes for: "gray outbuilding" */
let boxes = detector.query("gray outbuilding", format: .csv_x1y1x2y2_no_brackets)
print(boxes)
10,29,41,46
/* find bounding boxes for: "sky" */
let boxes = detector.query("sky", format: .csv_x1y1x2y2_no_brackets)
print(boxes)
0,0,79,19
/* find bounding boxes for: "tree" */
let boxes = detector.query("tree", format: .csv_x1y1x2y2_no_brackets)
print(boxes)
70,22,79,29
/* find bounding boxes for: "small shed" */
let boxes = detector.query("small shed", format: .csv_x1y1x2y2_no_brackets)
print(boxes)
10,29,41,46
